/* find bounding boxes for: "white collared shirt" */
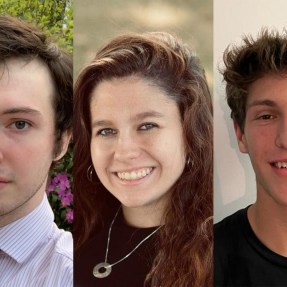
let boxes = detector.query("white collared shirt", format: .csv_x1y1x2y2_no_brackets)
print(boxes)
0,195,73,287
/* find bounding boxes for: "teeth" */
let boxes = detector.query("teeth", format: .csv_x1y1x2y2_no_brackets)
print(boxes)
117,168,153,181
274,162,287,168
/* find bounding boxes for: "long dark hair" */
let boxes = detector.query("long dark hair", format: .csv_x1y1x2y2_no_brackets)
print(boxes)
74,32,213,287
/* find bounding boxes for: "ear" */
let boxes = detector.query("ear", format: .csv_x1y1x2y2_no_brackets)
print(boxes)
233,120,248,154
53,130,72,161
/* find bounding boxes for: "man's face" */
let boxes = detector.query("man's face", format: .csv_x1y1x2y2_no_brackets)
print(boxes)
0,58,65,226
234,74,287,206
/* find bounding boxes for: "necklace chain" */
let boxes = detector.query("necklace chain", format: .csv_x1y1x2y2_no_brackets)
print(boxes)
104,206,162,268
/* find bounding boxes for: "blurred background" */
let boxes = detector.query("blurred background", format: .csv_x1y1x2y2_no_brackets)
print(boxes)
74,0,212,89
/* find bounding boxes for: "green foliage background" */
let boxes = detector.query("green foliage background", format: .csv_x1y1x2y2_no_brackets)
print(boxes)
0,0,73,52
0,0,73,231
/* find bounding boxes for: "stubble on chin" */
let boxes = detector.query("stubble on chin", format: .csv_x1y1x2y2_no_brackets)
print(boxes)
0,174,48,226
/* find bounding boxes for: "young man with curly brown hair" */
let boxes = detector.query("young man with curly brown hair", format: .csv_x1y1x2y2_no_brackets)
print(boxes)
215,29,287,286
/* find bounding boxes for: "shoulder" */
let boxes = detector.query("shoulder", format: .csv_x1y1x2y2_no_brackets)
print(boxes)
214,207,250,258
214,208,248,286
214,207,247,239
44,229,73,287
54,229,73,260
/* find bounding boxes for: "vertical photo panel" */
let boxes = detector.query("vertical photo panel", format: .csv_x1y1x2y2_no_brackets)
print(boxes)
0,1,73,286
73,1,213,286
214,0,287,286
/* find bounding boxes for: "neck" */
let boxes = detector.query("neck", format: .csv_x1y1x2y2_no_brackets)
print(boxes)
248,193,287,257
122,204,165,228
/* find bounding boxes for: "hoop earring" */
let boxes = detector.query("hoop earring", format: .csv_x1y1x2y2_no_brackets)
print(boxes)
87,164,94,182
186,157,193,167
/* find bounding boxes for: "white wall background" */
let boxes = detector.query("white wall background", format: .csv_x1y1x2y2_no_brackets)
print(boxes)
214,0,287,222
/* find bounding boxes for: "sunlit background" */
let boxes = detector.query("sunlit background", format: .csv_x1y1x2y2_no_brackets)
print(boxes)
74,0,212,89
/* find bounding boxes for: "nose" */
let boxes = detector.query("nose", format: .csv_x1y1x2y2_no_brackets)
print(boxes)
114,132,141,162
275,117,287,149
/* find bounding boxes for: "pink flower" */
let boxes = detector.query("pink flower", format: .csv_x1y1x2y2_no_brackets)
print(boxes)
61,191,73,207
47,182,56,194
57,187,67,198
59,178,70,190
66,209,73,223
46,171,73,228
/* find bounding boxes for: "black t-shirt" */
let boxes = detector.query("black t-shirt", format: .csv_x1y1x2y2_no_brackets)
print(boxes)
214,206,287,287
75,212,158,287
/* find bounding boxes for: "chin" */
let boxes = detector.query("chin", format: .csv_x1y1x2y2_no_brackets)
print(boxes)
121,200,148,209
268,190,287,207
120,195,156,208
274,197,287,207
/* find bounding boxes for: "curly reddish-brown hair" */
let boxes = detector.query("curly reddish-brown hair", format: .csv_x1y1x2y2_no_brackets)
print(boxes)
73,32,213,287
222,28,287,131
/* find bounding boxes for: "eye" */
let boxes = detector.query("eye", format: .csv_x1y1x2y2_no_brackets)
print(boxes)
257,114,276,120
97,128,116,136
10,120,31,130
138,123,158,131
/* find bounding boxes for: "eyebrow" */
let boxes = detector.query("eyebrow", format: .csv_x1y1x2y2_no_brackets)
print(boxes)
92,111,164,129
247,99,278,110
92,120,113,128
132,111,164,121
2,107,42,116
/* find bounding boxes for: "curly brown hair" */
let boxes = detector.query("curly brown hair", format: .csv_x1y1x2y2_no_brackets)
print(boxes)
73,32,213,287
222,28,287,132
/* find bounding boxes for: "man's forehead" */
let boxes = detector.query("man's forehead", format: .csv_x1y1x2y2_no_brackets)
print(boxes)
246,73,287,105
0,57,54,92
0,58,55,117
0,57,49,74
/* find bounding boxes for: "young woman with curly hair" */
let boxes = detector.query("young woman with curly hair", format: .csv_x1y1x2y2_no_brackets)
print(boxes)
73,32,213,287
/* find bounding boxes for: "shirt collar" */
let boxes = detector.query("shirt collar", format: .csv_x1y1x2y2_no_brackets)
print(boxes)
0,194,54,263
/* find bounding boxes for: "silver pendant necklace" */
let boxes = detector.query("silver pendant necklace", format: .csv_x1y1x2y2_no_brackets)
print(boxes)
93,207,162,279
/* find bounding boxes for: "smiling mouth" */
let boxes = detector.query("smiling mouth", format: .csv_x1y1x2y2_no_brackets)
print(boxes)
272,162,287,169
116,168,153,181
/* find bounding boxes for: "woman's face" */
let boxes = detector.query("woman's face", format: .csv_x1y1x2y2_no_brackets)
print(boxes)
90,76,186,213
